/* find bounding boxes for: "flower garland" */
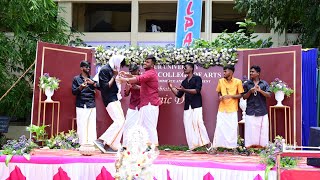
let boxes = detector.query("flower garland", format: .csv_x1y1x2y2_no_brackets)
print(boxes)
95,46,238,68
115,125,159,180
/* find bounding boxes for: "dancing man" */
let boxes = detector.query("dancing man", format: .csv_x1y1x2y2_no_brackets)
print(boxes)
72,61,98,145
93,55,126,153
122,64,141,147
213,65,244,153
119,55,161,146
168,62,211,152
242,65,271,148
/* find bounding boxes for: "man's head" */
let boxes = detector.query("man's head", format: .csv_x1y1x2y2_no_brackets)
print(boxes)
80,60,90,75
223,65,235,79
143,54,156,70
250,65,261,79
183,62,194,74
129,63,140,75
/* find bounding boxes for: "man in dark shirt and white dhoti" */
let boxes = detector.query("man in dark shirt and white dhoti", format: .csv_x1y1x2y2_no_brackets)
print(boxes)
242,65,271,148
72,61,99,145
168,63,211,152
94,55,126,153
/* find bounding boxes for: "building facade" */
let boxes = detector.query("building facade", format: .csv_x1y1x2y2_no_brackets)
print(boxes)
57,0,296,47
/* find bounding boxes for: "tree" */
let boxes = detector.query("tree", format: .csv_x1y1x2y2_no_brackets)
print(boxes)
234,0,320,48
0,0,78,123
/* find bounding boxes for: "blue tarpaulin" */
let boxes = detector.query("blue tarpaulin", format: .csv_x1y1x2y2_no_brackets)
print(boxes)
302,48,318,146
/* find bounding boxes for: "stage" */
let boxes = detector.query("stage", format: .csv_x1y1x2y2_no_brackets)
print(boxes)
0,149,283,180
1,149,319,180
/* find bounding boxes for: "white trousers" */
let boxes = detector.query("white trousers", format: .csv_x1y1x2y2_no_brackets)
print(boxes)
122,107,140,147
140,103,159,145
183,107,210,150
76,107,97,145
245,114,269,147
213,112,238,148
99,101,125,150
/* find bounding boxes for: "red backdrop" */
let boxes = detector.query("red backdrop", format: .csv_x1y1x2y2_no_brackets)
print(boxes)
32,42,302,145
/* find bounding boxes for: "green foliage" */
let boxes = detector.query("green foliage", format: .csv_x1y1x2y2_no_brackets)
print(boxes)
27,124,48,141
192,19,273,49
0,0,79,120
234,0,320,48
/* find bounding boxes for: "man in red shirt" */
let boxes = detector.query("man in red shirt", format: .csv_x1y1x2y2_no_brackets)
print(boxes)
119,55,161,146
122,64,141,147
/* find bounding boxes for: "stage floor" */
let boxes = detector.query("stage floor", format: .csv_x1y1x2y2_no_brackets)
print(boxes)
0,149,318,180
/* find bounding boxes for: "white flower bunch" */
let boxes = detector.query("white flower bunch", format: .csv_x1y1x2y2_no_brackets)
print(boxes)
115,126,159,180
94,46,238,69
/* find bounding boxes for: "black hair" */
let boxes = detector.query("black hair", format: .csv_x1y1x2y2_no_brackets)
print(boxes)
223,65,235,72
185,62,194,72
120,58,126,67
250,65,261,73
146,54,156,64
80,61,90,68
129,63,139,72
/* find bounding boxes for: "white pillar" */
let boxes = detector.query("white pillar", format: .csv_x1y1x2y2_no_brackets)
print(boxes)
58,2,72,28
205,0,212,41
131,0,139,46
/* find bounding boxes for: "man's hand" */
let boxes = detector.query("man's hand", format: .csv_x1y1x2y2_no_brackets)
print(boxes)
255,84,261,92
85,78,95,85
219,95,232,101
176,86,185,92
112,66,119,77
167,80,173,89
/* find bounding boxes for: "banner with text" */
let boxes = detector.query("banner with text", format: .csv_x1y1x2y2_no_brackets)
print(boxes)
175,0,202,48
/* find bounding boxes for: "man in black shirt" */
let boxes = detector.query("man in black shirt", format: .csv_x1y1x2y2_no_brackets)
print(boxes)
72,61,99,145
168,63,211,152
242,65,271,148
93,55,126,153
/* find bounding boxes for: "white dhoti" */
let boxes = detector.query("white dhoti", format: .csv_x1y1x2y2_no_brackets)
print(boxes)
184,106,210,150
122,107,140,147
213,111,238,148
76,107,97,145
140,103,159,145
245,114,269,147
99,101,125,150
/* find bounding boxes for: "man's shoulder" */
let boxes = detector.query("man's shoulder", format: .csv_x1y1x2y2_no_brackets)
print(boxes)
73,75,81,80
260,80,269,85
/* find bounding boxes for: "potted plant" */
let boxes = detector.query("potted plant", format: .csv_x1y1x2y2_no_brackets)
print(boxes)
27,124,48,143
269,78,294,106
39,73,60,102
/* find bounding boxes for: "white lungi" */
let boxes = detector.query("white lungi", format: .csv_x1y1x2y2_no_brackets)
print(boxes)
245,114,269,147
184,106,210,150
76,107,97,145
122,107,140,147
99,101,125,150
139,103,159,145
213,111,238,148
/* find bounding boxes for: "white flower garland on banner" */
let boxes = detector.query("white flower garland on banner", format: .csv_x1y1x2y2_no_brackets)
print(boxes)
115,125,159,180
95,45,238,68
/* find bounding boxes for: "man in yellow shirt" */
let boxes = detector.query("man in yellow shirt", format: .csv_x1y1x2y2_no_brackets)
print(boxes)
212,65,244,152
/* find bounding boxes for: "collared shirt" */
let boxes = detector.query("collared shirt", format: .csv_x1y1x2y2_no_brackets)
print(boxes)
243,79,271,116
72,74,98,108
136,68,161,108
177,75,202,110
216,77,244,112
124,83,140,110
99,64,119,107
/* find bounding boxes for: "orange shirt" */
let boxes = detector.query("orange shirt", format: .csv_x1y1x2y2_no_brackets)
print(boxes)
216,77,244,112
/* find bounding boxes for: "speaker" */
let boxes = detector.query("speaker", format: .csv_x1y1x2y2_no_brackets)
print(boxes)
307,127,320,167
